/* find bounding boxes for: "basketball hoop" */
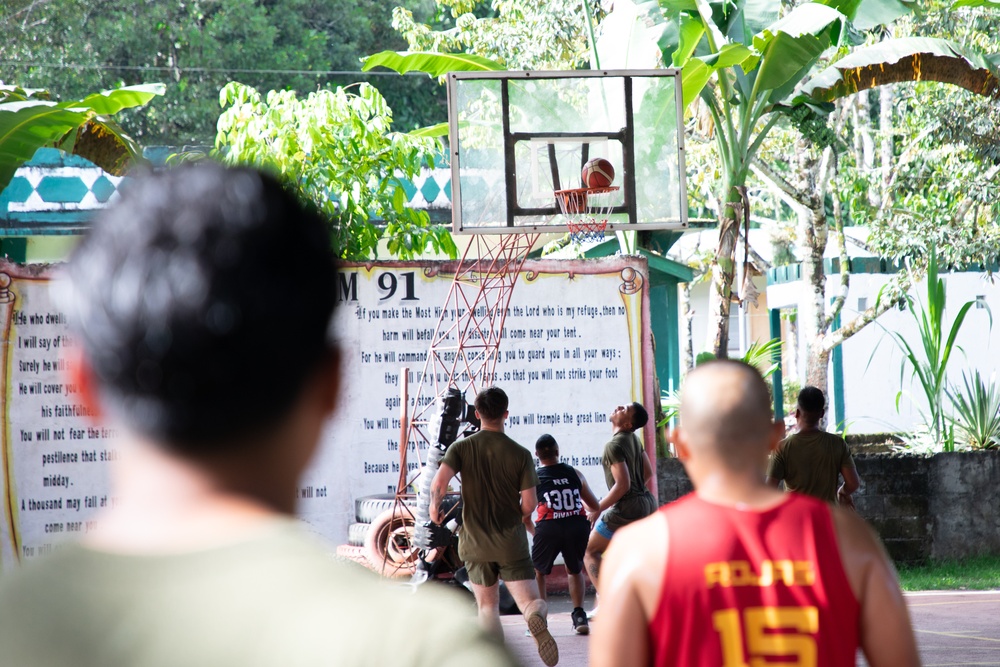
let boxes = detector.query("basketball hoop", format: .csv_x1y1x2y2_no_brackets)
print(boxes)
554,186,619,245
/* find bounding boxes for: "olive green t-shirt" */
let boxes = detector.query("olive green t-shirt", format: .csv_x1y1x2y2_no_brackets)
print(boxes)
601,431,656,528
768,430,854,504
441,429,538,563
0,518,515,667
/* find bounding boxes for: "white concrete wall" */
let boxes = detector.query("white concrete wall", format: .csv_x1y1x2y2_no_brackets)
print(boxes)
776,271,998,434
686,274,771,361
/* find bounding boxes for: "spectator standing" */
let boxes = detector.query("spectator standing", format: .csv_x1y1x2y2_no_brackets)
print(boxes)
591,360,919,667
767,386,861,506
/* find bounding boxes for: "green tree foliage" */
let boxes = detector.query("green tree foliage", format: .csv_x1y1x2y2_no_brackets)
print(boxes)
391,0,598,70
215,81,456,261
845,3,1000,269
0,0,446,144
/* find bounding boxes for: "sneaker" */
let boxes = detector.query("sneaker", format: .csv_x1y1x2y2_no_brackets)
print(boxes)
571,607,590,635
523,600,559,666
586,605,599,621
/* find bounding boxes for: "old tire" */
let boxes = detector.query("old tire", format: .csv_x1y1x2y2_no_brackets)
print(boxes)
355,494,415,524
347,522,371,547
364,507,419,579
335,544,371,569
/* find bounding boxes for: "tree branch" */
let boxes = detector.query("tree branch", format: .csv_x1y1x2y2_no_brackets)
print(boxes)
825,175,849,331
822,273,911,351
750,158,811,211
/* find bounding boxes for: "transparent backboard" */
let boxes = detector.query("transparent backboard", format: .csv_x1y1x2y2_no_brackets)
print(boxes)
446,70,688,235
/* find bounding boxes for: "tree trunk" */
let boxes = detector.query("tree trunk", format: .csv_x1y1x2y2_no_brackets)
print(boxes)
800,203,829,391
879,85,894,190
808,346,831,428
707,186,742,358
680,282,694,372
785,312,798,380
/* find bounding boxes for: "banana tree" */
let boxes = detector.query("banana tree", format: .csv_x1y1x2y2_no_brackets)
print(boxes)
0,83,164,192
641,0,888,357
627,0,1000,358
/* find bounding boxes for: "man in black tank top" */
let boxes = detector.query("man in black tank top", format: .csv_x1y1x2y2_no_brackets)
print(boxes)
526,435,600,635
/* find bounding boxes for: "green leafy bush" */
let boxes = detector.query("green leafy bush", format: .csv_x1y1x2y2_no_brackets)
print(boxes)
947,370,1000,450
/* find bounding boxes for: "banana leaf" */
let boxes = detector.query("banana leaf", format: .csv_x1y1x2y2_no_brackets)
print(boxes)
951,0,1000,7
0,83,164,192
361,51,504,77
818,0,914,31
799,37,1000,102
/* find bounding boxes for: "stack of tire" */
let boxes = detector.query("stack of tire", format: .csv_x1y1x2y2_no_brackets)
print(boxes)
335,494,419,578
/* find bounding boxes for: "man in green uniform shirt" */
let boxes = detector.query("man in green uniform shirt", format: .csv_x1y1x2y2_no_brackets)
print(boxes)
583,401,656,612
767,386,861,506
431,386,559,666
0,164,515,667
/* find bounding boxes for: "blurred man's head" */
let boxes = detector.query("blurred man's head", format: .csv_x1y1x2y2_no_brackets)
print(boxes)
58,163,338,459
673,360,782,479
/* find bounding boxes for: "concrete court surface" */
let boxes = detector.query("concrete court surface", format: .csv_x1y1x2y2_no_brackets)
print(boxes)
502,590,1000,666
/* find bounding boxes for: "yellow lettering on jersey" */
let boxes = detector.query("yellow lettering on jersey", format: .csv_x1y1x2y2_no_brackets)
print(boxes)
705,560,815,588
713,606,819,667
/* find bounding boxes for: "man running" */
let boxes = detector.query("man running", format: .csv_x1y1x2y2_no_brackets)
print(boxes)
591,360,919,667
584,401,656,606
430,387,558,666
525,434,600,635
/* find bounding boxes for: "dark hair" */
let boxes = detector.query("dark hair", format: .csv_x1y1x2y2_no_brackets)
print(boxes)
58,163,337,452
797,386,826,417
535,434,558,459
630,402,648,431
474,386,508,421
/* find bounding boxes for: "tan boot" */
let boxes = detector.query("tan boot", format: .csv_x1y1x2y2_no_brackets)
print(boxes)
523,599,558,666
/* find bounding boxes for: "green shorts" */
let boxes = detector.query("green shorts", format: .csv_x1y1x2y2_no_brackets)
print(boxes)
465,556,535,587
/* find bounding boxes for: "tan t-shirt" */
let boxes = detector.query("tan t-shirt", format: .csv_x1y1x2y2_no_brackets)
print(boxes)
0,518,515,667
768,430,854,503
441,429,538,563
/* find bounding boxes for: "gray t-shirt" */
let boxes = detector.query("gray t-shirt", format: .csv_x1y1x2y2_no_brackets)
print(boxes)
0,518,515,667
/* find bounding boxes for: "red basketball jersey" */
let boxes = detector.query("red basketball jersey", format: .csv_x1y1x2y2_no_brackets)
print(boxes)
648,493,859,667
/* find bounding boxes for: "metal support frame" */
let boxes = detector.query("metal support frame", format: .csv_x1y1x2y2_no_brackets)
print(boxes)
369,233,540,581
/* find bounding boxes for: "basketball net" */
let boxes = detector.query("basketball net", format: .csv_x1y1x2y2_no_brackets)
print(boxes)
554,186,619,245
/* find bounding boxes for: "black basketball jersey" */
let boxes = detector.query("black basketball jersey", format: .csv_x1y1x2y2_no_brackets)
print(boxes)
535,463,586,521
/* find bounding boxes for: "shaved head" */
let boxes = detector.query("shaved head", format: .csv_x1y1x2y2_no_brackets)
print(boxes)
678,360,775,469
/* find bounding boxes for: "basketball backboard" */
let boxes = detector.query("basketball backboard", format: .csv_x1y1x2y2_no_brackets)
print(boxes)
446,69,688,235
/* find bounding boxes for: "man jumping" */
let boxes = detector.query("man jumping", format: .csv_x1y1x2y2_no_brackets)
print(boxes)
583,401,656,615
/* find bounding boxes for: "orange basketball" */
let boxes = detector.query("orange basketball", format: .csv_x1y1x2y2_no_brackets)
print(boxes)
582,158,615,188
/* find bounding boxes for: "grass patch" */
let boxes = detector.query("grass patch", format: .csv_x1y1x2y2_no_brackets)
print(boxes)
896,555,1000,591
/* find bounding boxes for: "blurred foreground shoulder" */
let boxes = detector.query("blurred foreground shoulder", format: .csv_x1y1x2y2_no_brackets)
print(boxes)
829,505,920,667
591,510,668,667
